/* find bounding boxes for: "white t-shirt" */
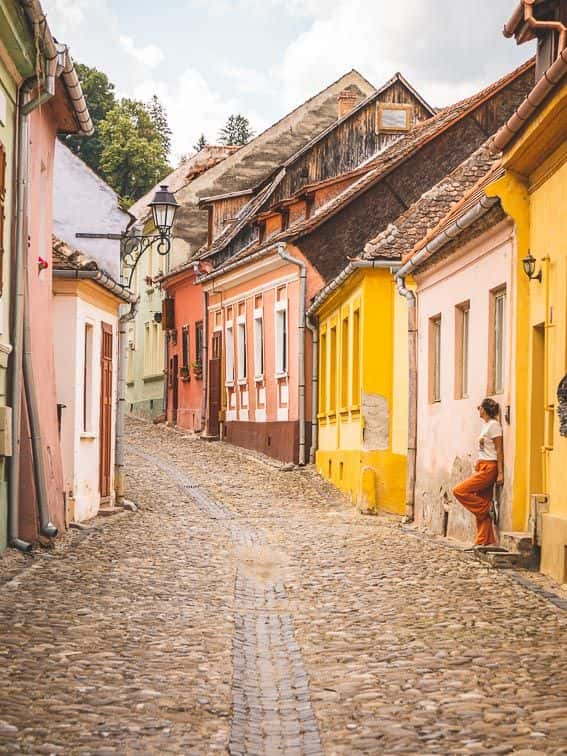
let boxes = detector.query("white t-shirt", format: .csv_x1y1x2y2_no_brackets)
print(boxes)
478,419,503,461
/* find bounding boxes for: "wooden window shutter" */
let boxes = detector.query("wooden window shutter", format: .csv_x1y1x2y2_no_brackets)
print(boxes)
162,297,175,330
0,144,5,295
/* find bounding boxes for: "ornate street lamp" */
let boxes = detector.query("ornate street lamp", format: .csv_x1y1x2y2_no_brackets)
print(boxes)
122,185,179,287
521,250,542,283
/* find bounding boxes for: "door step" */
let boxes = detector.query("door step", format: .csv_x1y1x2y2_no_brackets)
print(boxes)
474,531,539,570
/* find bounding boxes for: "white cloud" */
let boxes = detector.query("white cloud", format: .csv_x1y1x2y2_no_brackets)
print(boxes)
134,69,269,162
219,64,271,95
119,35,164,69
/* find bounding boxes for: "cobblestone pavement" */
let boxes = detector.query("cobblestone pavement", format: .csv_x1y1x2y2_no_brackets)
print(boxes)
1,418,567,754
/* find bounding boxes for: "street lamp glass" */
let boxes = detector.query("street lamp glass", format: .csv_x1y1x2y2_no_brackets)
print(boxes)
150,185,179,236
522,251,536,279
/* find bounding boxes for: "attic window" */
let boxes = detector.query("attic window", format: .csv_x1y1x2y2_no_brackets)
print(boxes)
377,103,412,132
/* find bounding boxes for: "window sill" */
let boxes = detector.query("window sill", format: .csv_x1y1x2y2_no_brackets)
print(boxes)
237,378,248,386
276,371,288,380
80,432,97,440
225,381,235,388
254,374,264,383
143,373,164,384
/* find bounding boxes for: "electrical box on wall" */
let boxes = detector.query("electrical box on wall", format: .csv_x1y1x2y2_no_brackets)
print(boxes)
0,406,12,456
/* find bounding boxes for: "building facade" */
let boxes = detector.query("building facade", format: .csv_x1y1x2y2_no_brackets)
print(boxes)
490,1,567,580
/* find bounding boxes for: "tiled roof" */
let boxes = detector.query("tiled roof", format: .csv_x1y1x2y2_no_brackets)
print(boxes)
402,161,505,267
363,142,500,261
274,57,533,244
202,57,533,276
52,236,135,302
52,236,99,271
129,146,239,222
196,72,436,263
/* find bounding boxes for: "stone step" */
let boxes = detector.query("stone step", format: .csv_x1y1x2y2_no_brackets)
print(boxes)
499,531,534,555
475,550,525,569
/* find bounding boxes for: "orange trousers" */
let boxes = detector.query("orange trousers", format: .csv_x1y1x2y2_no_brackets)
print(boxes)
453,461,497,546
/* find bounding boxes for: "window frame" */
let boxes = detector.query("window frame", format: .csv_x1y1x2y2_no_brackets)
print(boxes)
454,301,470,400
275,299,288,377
488,286,506,395
225,320,235,385
237,314,247,382
429,315,442,404
253,307,264,380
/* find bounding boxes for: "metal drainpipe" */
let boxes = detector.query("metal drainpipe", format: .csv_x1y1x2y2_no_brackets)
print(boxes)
305,314,318,464
277,243,307,466
395,275,417,523
115,301,138,505
8,52,60,550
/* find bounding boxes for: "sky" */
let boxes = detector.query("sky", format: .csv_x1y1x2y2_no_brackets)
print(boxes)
41,0,533,164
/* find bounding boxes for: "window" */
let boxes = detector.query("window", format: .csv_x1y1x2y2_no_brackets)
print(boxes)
181,325,189,370
319,329,327,413
195,321,203,366
341,315,349,408
490,288,506,394
275,303,287,375
83,323,94,432
225,322,234,383
455,303,470,399
329,324,337,412
429,315,441,403
352,308,360,407
253,309,264,378
377,103,412,132
237,316,247,381
144,321,163,377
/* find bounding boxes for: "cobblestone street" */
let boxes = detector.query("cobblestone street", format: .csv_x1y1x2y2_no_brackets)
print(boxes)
2,418,567,755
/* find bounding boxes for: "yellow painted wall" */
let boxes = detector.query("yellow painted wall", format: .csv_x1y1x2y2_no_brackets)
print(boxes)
315,268,407,515
489,80,567,583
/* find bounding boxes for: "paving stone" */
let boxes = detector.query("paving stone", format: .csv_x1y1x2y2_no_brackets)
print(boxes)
1,417,567,754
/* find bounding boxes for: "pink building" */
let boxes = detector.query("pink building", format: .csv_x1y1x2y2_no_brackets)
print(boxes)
12,8,92,545
399,165,516,543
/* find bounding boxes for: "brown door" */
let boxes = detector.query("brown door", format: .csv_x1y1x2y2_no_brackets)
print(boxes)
99,322,113,498
208,332,222,438
171,354,179,424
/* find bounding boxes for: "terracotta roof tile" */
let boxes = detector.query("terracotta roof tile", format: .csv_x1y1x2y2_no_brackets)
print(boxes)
362,142,500,261
402,161,505,266
52,236,99,271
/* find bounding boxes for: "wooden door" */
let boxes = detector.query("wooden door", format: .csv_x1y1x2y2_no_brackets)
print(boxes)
208,332,222,438
99,322,113,498
171,354,179,424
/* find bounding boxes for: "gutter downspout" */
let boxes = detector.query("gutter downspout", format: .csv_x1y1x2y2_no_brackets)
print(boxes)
115,301,138,505
305,314,318,464
524,0,567,55
395,276,417,523
8,77,36,552
276,243,307,466
394,194,501,523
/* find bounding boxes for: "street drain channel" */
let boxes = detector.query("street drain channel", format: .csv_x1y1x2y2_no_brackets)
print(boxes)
130,446,323,755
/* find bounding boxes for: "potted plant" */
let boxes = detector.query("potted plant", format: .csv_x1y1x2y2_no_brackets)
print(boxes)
191,360,203,379
180,365,190,381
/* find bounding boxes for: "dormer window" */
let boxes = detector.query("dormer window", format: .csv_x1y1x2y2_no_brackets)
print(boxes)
377,103,412,132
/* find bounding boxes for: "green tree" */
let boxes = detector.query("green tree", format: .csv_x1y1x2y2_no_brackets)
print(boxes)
218,114,254,146
62,63,116,173
147,94,172,157
99,98,171,205
193,133,207,151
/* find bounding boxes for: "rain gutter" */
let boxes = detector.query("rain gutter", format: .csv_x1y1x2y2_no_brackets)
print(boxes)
53,269,137,303
491,46,567,152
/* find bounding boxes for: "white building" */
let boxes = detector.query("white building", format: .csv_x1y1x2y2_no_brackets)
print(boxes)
52,145,133,521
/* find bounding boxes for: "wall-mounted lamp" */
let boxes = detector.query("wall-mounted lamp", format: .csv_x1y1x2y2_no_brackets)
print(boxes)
522,250,542,282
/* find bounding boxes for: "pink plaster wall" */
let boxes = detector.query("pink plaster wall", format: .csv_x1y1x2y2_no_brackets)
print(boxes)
165,271,205,431
414,220,516,543
19,104,66,538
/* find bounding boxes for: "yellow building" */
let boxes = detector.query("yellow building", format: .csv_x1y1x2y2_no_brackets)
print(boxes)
311,266,409,515
489,63,567,582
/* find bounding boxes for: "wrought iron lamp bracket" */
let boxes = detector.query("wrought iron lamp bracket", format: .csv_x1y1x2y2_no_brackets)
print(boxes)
121,234,172,288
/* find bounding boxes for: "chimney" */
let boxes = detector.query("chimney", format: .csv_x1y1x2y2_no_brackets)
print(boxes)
337,88,361,119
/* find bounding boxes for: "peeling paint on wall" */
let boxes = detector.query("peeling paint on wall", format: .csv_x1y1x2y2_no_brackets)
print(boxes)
362,392,389,451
